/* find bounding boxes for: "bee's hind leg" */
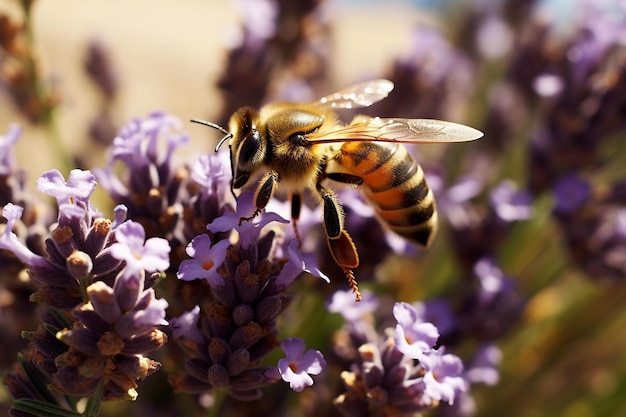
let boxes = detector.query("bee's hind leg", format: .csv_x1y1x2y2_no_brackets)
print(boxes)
317,182,362,301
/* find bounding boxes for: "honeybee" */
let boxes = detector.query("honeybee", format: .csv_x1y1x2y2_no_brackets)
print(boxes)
192,79,483,300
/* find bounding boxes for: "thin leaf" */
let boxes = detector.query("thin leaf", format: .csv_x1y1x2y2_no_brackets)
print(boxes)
12,398,82,417
17,353,57,405
83,380,104,417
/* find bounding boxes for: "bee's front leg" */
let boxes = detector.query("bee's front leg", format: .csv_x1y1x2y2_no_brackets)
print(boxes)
239,171,280,225
317,183,361,301
290,192,302,245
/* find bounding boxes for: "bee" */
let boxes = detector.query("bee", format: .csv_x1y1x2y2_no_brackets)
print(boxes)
192,79,483,301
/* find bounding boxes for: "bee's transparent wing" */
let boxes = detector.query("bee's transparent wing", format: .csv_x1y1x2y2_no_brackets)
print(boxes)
318,79,394,109
310,117,484,144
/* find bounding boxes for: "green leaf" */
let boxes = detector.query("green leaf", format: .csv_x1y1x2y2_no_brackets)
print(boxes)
83,381,104,417
17,353,58,405
12,398,82,417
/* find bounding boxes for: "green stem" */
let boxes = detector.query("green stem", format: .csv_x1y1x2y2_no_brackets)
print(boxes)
206,390,226,417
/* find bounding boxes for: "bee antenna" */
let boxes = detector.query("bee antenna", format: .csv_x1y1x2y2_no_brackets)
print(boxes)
190,119,234,152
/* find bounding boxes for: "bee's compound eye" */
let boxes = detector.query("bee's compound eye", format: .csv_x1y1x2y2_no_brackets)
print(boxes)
238,130,261,164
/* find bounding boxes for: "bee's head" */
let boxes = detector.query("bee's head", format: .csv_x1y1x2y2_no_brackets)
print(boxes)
191,109,264,191
225,107,266,189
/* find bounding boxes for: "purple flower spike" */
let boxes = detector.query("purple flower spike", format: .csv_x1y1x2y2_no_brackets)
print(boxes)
278,337,325,392
177,234,230,288
422,348,467,405
110,220,171,275
1,203,47,267
0,123,21,174
36,169,97,206
393,302,439,362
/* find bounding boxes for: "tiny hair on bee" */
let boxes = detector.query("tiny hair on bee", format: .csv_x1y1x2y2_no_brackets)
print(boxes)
192,79,484,301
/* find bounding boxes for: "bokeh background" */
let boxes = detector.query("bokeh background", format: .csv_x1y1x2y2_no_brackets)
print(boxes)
2,0,626,416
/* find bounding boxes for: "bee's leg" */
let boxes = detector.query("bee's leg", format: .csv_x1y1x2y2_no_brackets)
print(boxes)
291,192,302,245
317,183,361,301
239,171,279,224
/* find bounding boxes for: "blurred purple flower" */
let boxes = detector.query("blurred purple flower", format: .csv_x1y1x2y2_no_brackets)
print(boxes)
169,305,203,344
422,348,467,405
231,0,279,48
191,153,231,194
278,337,325,392
393,302,439,362
327,289,378,323
489,180,533,222
475,14,513,59
1,203,47,267
0,123,21,175
553,174,591,213
532,73,565,98
176,234,230,288
474,258,512,302
464,344,502,386
411,299,456,337
111,111,187,168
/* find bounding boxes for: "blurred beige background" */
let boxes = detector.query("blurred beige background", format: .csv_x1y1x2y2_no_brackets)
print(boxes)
1,0,425,177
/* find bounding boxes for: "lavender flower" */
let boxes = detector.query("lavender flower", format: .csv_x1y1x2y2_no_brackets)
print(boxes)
1,203,47,267
110,220,171,276
489,180,533,222
553,174,592,214
176,234,230,288
275,239,329,288
0,123,20,175
170,194,327,401
455,258,526,340
333,301,472,417
207,191,288,263
2,168,170,414
422,348,467,405
464,344,502,386
327,289,379,323
278,337,325,392
393,302,439,362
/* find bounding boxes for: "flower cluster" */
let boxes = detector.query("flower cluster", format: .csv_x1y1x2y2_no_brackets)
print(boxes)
1,124,49,369
169,190,329,400
0,4,59,123
1,168,170,414
216,0,331,125
329,292,500,417
3,0,626,416
94,111,234,274
476,0,626,281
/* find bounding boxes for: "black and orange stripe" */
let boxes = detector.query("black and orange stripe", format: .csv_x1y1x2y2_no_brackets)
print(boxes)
337,141,437,246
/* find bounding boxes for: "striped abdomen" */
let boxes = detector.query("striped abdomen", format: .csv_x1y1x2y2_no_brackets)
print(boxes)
337,141,437,246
